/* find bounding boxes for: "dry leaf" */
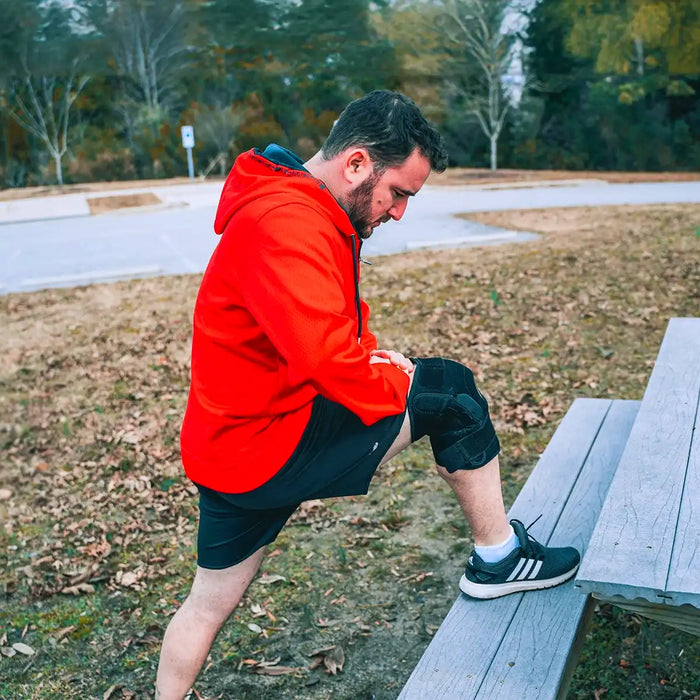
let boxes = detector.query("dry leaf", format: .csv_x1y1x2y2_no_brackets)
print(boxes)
0,489,12,500
308,644,345,675
247,623,262,634
308,645,337,657
254,664,299,676
69,563,100,585
1,647,17,658
12,642,35,656
257,574,286,585
62,582,95,595
255,656,281,667
103,684,119,700
53,625,77,641
323,645,345,675
316,618,341,628
118,571,139,588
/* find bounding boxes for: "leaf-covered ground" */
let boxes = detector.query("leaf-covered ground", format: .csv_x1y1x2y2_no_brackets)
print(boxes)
1,204,699,699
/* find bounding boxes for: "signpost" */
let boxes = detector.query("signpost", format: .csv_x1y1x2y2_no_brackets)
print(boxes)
181,125,195,180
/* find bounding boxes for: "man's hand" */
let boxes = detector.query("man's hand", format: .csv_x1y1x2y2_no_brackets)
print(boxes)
369,349,415,375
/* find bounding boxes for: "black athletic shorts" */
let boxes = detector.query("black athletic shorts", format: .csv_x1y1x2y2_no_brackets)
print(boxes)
194,358,499,569
194,394,406,569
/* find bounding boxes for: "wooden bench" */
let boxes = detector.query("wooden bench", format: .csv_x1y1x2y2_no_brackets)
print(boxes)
399,398,639,699
400,317,699,698
576,317,700,636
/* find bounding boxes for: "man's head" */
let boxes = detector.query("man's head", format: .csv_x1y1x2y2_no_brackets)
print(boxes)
306,90,448,238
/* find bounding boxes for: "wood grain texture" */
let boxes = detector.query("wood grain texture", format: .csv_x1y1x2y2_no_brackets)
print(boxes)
577,318,700,607
399,398,634,699
666,385,700,606
476,400,639,699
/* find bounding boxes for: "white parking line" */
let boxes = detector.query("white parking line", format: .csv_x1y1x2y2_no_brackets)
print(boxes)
158,232,199,273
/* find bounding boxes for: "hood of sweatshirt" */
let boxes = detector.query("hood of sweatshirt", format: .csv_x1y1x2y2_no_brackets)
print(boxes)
213,144,357,238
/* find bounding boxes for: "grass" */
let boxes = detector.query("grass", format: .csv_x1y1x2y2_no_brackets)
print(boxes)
1,203,699,699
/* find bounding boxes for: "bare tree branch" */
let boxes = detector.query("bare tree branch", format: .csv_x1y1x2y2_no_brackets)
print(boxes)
438,0,525,170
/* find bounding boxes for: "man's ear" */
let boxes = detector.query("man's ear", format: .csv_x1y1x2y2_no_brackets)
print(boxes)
343,148,373,185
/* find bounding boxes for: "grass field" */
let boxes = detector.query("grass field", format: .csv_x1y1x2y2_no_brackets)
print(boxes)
1,203,699,699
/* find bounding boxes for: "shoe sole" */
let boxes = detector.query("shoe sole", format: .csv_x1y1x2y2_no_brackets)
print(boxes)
459,564,579,599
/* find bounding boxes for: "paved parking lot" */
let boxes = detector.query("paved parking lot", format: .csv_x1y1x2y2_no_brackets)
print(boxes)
1,179,699,294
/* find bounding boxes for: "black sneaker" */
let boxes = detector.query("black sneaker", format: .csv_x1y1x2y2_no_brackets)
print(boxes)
459,518,580,599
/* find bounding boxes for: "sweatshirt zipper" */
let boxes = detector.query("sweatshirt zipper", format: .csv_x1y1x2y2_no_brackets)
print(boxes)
351,234,362,342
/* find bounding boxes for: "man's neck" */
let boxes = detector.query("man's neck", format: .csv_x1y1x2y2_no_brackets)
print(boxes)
305,151,344,202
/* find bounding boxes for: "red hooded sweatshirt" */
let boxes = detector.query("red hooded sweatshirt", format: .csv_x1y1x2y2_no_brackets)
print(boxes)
180,145,410,492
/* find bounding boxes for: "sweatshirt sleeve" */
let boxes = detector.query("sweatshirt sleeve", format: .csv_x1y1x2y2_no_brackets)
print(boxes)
229,203,408,423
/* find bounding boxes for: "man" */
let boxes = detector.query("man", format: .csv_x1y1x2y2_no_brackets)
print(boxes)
156,91,580,697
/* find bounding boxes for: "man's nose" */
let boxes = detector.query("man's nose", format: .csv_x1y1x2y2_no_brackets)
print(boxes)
388,198,409,221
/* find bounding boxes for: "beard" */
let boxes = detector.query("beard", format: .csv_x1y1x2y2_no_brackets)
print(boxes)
343,171,380,239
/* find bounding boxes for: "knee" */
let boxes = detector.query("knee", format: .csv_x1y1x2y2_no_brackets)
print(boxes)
186,570,244,626
409,358,488,440
409,357,500,471
182,588,236,632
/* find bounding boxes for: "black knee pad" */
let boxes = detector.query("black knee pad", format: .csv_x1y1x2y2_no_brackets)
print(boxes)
408,357,500,472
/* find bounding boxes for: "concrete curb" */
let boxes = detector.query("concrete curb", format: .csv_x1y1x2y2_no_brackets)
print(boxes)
0,182,223,225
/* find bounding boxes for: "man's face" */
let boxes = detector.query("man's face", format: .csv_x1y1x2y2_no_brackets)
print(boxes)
343,149,432,239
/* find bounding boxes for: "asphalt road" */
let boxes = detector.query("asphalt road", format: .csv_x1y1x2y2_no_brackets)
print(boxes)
1,180,698,295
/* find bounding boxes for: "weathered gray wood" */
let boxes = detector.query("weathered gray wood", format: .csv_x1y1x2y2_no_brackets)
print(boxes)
476,400,639,699
592,595,700,637
577,318,700,607
666,391,700,606
399,398,626,699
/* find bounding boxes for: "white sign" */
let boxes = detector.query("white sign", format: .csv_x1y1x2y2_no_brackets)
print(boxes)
181,125,195,149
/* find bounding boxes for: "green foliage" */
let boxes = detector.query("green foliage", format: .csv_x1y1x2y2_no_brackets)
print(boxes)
523,0,700,171
1,0,699,183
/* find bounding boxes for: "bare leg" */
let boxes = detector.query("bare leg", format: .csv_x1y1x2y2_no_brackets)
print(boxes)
380,395,511,547
155,547,265,699
436,457,511,546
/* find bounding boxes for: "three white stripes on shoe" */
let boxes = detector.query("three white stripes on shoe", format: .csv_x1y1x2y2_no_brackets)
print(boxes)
505,557,544,582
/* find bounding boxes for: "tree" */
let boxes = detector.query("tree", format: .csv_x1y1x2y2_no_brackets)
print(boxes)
561,0,700,112
193,98,244,176
80,0,192,121
2,1,91,185
198,0,399,153
372,0,447,123
525,0,700,171
564,0,700,79
436,0,525,170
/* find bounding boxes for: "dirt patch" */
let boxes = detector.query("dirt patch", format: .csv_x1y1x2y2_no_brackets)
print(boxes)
86,192,162,215
456,206,611,236
1,204,699,698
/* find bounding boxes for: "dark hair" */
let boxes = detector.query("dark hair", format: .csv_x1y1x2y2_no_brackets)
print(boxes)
321,90,448,173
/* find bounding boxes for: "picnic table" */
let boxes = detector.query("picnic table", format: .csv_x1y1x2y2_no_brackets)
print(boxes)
400,317,699,699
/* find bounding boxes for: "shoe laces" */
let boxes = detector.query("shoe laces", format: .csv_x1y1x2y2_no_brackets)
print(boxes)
510,515,545,559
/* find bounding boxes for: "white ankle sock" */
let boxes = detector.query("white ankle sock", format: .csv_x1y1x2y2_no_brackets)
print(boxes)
474,527,518,563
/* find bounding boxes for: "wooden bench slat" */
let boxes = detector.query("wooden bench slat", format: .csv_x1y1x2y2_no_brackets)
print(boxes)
477,400,639,699
666,390,700,606
399,398,617,699
577,318,700,607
